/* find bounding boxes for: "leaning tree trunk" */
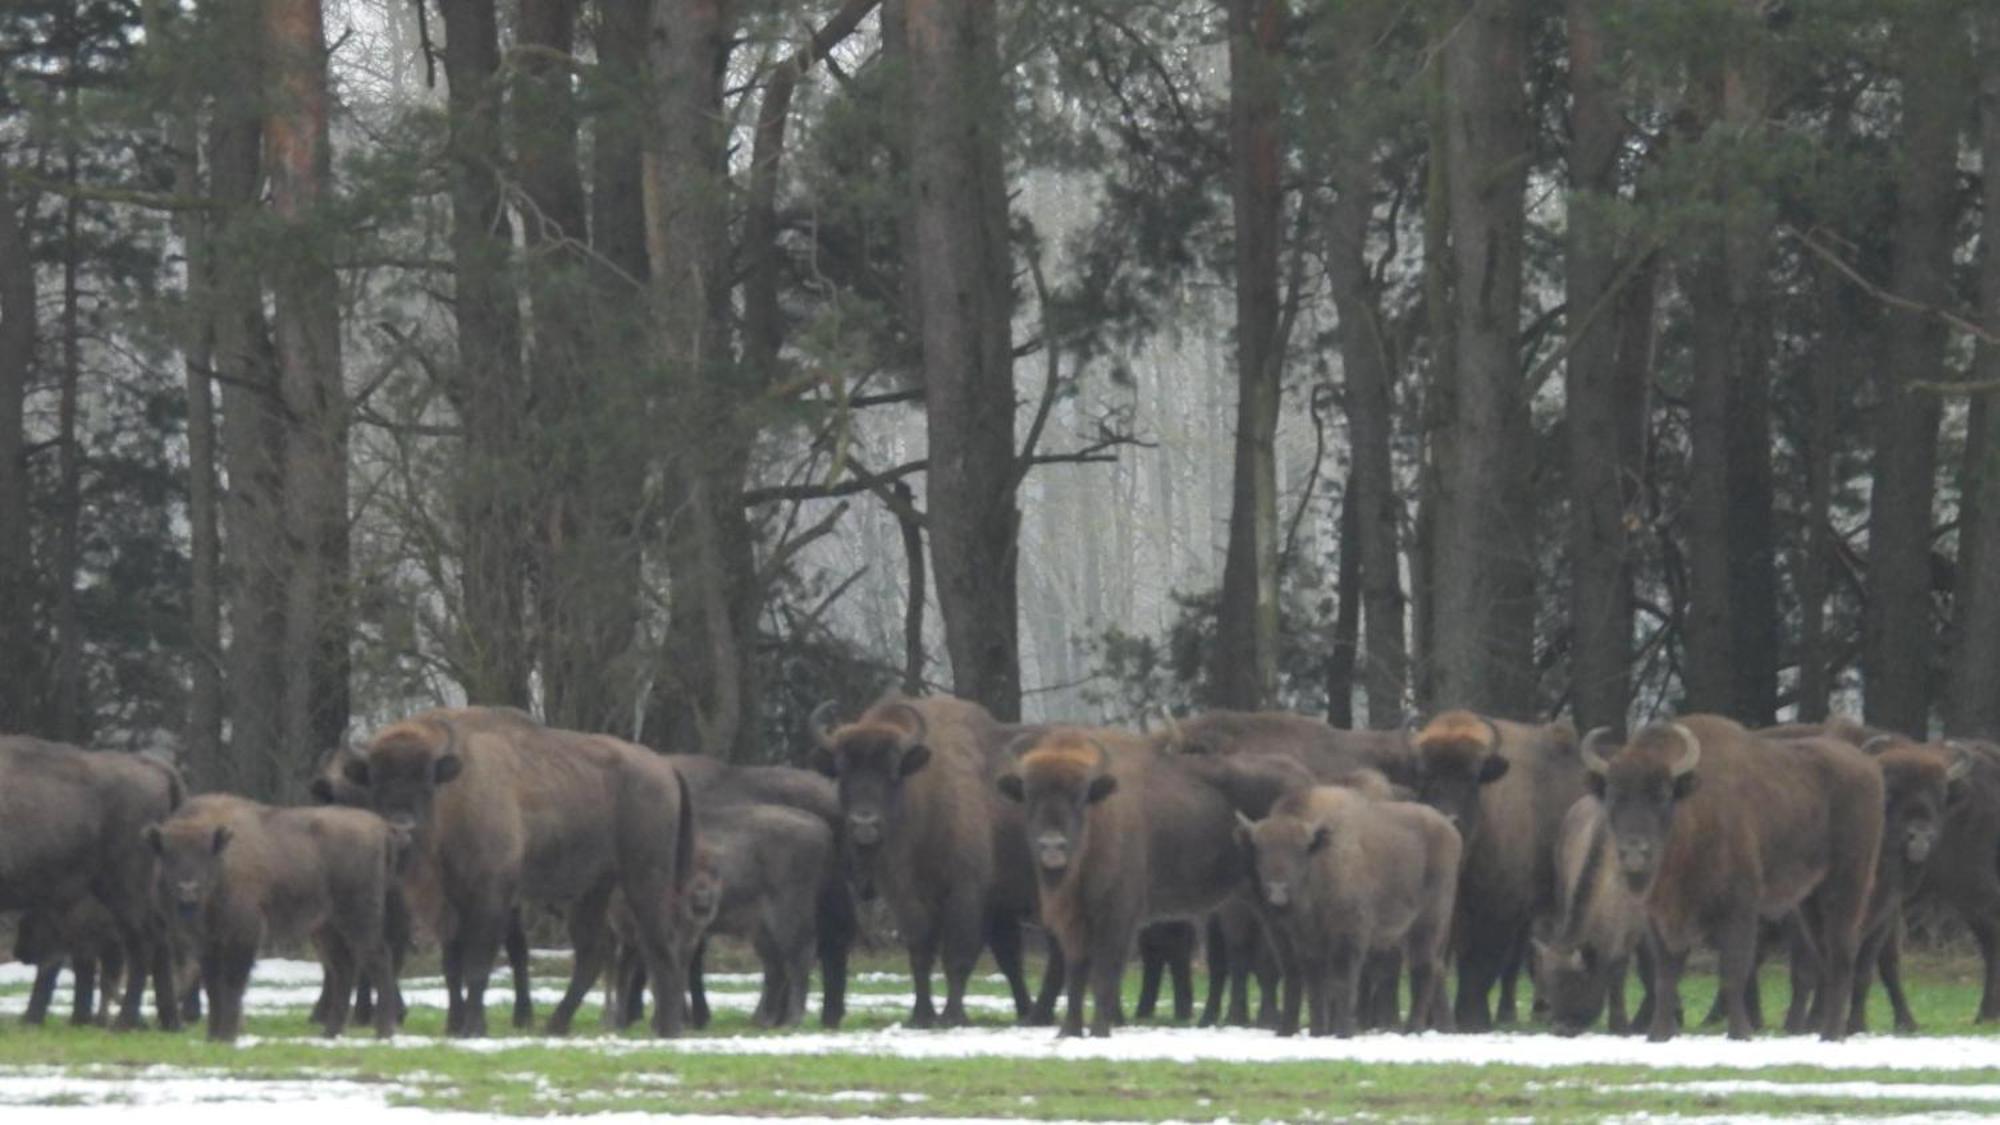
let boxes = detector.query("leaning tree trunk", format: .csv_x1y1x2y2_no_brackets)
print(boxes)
0,165,35,736
905,0,1021,720
1210,0,1286,711
265,0,349,793
1866,9,1965,736
1947,7,2000,738
1432,0,1533,718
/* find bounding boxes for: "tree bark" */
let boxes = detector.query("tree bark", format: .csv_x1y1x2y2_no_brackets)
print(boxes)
1563,0,1638,736
1325,472,1361,727
1432,0,1533,718
642,0,759,753
1210,0,1286,711
1866,8,1965,736
1320,0,1405,727
904,0,1021,719
0,165,36,736
265,0,349,791
174,69,223,781
1947,6,2000,737
54,110,84,741
432,0,533,710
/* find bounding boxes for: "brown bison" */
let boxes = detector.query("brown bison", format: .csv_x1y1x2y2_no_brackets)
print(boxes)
1534,795,1650,1035
666,754,854,1028
14,898,125,1026
0,737,184,1030
996,728,1242,1038
1155,710,1413,783
145,794,406,1041
1407,711,1582,1029
1579,717,1882,1041
809,695,1047,1027
1883,737,2000,1023
1240,785,1460,1037
340,707,695,1037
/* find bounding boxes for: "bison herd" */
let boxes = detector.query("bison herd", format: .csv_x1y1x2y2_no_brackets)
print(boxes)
3,698,1999,1045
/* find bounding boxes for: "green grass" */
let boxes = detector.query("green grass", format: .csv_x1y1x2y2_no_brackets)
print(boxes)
1,944,1998,1120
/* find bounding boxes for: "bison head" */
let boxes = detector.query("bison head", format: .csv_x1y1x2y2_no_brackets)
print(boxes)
307,744,370,807
678,845,725,940
1239,809,1329,912
809,701,933,851
343,719,463,834
1409,711,1509,839
1580,723,1700,893
1871,739,1972,867
145,820,234,924
1531,938,1610,1037
997,733,1116,880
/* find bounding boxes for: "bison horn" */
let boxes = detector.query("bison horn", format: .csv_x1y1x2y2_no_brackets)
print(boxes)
809,701,841,750
1668,723,1702,777
881,703,928,750
1578,726,1616,775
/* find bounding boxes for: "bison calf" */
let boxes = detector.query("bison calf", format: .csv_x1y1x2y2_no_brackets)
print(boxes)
146,795,405,1042
1241,786,1459,1037
1536,796,1649,1036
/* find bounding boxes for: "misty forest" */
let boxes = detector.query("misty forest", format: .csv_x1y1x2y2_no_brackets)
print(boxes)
1,0,1997,800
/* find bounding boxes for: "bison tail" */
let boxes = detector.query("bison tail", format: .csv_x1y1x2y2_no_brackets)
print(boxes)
672,767,697,894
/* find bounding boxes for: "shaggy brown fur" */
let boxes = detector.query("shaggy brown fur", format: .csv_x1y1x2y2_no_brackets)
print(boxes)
1154,710,1413,784
0,738,184,1030
1875,738,2000,1023
810,694,1048,1027
999,728,1241,1038
146,795,404,1042
344,707,695,1037
1536,796,1649,1035
1410,711,1582,1029
1582,717,1882,1041
1242,786,1460,1037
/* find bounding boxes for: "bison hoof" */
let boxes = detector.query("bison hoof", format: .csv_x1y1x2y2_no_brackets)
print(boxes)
909,1009,937,1030
1894,1018,1919,1034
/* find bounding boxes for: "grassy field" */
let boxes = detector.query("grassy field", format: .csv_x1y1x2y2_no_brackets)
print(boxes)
1,943,1998,1121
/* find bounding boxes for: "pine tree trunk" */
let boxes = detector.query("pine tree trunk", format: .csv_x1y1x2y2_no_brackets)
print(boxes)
438,0,531,709
1865,10,1964,735
174,83,223,780
1325,473,1361,727
905,0,1021,719
1947,10,2000,738
0,165,35,736
54,122,84,741
264,0,349,791
1433,0,1533,718
1563,0,1638,736
1211,0,1285,711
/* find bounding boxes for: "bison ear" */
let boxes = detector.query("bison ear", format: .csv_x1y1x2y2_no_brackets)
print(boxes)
308,777,337,805
210,825,233,855
897,744,933,779
341,754,371,788
1307,824,1331,854
432,753,464,785
1477,756,1511,785
997,773,1025,803
143,824,164,855
1086,774,1118,804
1672,771,1700,801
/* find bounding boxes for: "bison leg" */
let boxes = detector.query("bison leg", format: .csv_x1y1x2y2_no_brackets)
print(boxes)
1878,920,1918,1034
1969,913,2000,1023
686,939,707,1029
1331,945,1365,1040
1405,950,1443,1036
451,905,512,1038
363,942,402,1040
318,933,358,1037
1198,914,1227,1028
1712,912,1761,1042
203,945,254,1043
547,883,615,1036
1784,913,1820,1035
72,957,98,1027
1644,936,1687,1043
1253,934,1282,1029
937,899,984,1028
1058,950,1090,1038
1225,928,1255,1026
1807,907,1865,1041
110,923,151,1031
1451,931,1506,1032
1169,930,1195,1023
986,916,1035,1022
24,960,60,1026
1364,950,1402,1030
1133,933,1165,1022
1606,955,1631,1035
1494,929,1525,1026
506,912,533,1030
815,883,854,1030
906,928,940,1029
1029,933,1064,1027
1268,927,1304,1038
1088,929,1131,1039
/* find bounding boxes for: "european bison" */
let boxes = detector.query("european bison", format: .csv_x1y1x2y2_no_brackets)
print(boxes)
145,794,406,1041
0,737,184,1030
1156,710,1413,784
340,707,695,1036
997,728,1241,1038
809,695,1045,1027
666,754,854,1028
14,898,124,1026
1880,737,2000,1023
1579,717,1881,1041
1535,795,1649,1036
1239,785,1460,1037
1408,711,1582,1029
